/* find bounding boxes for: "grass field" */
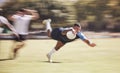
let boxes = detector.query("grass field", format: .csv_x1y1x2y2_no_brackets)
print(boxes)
0,38,120,73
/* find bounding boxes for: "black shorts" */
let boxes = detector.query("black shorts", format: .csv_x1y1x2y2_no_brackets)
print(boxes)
14,34,27,42
51,28,77,44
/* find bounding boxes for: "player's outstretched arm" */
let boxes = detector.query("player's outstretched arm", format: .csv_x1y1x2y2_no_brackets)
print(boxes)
23,8,39,20
83,39,96,47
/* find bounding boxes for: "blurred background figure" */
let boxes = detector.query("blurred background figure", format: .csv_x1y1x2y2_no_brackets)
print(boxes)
0,8,19,37
8,8,39,59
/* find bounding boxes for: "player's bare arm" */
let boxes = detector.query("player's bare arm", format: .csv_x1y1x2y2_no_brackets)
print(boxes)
83,39,96,47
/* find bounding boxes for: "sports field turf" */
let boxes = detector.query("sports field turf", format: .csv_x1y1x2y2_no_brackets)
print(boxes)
0,38,120,73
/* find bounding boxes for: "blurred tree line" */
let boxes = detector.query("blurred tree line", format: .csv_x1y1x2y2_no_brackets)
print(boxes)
1,0,120,32
75,0,120,32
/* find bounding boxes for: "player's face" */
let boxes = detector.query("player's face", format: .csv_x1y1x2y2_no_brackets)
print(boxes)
74,26,81,33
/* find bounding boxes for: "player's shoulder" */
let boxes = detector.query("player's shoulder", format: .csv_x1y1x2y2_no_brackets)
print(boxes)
12,14,20,18
23,15,33,19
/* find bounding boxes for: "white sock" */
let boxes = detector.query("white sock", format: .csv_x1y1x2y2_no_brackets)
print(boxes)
46,22,52,32
48,48,56,56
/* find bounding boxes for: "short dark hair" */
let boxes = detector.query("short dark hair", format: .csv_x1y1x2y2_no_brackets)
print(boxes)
74,23,81,27
18,8,25,12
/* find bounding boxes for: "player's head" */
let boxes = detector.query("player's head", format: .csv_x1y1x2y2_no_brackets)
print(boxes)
73,23,81,32
19,9,25,12
74,23,81,27
16,8,26,15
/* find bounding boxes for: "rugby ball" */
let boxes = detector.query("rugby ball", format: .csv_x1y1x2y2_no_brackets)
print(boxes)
66,31,76,40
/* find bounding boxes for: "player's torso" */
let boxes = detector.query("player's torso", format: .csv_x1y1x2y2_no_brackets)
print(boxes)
51,28,78,43
13,15,32,34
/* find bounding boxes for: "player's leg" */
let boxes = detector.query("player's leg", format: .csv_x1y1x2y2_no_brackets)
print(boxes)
13,41,25,58
11,35,26,59
47,41,65,62
42,19,52,37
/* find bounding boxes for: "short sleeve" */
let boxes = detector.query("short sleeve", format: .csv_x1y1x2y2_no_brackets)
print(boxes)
77,32,87,40
25,15,33,20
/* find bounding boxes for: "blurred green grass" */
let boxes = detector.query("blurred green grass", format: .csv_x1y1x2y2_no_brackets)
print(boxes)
0,38,120,73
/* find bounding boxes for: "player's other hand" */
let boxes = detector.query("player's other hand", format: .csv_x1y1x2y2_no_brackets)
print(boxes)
89,43,96,47
13,33,20,40
71,28,77,35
